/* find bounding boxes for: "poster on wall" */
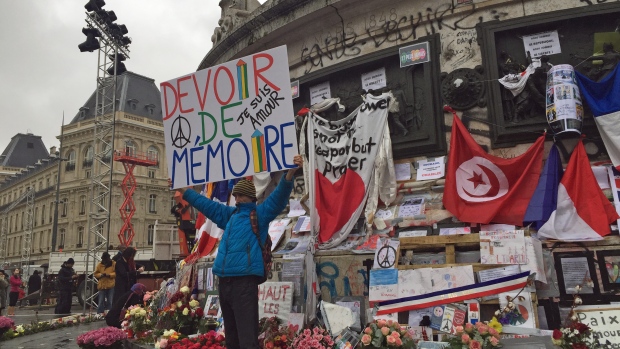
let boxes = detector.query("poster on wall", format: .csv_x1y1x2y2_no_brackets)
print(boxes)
258,282,294,321
480,230,527,264
546,64,583,135
361,67,387,91
522,30,561,58
162,45,299,188
309,81,331,105
575,306,620,346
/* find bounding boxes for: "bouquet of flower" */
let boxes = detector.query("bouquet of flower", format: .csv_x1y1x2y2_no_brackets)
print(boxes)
292,327,336,349
551,322,612,349
0,316,14,330
154,329,180,349
77,326,127,349
157,286,203,332
123,304,151,337
360,319,416,348
446,322,502,349
258,316,298,349
168,330,225,349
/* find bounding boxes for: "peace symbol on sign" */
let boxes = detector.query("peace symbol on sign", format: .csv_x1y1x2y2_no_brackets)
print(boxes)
377,245,397,268
171,115,191,148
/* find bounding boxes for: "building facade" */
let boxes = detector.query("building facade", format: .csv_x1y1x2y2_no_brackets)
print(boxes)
0,72,174,268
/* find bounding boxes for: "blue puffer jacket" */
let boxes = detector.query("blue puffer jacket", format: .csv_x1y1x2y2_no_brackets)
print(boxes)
183,177,293,278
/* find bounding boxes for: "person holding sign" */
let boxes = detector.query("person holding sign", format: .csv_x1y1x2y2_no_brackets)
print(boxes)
168,154,303,349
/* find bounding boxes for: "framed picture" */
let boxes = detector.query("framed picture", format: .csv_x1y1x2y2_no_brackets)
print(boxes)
553,251,600,301
596,250,620,290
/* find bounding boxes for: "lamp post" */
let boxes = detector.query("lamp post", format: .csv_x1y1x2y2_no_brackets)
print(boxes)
78,0,131,314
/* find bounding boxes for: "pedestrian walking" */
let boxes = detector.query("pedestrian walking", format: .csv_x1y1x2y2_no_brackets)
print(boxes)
27,270,42,306
168,154,302,349
54,258,77,315
113,247,144,298
105,283,146,328
0,270,8,315
94,252,116,314
8,268,22,316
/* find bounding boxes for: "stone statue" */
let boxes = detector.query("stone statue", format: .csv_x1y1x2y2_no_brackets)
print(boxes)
576,43,620,81
211,0,261,45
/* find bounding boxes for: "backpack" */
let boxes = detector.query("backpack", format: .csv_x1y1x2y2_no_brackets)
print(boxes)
250,209,272,284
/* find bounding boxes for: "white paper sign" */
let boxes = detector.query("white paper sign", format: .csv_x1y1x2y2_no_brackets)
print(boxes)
395,162,412,181
369,269,398,302
576,307,620,346
399,230,428,238
268,218,290,251
162,45,299,188
373,238,400,269
258,282,294,321
439,227,471,236
499,291,535,329
398,269,433,297
361,67,387,91
287,199,306,217
309,81,331,105
480,230,527,264
522,30,561,58
416,157,445,181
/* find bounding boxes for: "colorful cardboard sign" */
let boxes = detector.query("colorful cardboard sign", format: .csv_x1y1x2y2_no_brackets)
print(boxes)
162,45,298,188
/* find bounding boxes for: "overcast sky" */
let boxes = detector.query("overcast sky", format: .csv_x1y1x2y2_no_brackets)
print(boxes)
0,0,265,155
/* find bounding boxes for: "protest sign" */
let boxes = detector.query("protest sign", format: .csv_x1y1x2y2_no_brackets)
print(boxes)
161,45,298,188
258,281,294,321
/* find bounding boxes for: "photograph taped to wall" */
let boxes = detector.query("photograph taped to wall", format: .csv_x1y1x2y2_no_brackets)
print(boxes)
596,250,620,290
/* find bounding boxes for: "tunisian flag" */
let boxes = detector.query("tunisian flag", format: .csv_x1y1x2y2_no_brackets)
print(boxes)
537,139,619,241
443,108,545,225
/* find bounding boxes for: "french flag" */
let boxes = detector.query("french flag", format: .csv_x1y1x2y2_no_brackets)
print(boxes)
523,143,563,229
537,139,619,241
575,64,620,170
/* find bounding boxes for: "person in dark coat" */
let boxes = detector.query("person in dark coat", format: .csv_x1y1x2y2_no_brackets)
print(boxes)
27,270,42,306
113,247,144,298
55,258,77,315
105,283,146,328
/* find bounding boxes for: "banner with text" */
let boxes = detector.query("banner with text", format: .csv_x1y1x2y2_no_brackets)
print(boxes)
308,93,390,248
162,45,298,188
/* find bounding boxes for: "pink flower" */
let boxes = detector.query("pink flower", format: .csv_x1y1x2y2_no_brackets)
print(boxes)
478,324,489,335
364,327,372,334
461,334,470,344
488,327,499,338
465,323,474,333
455,325,464,334
386,335,396,344
381,327,390,336
160,338,168,348
395,337,402,346
391,331,400,338
490,337,500,346
377,319,387,328
387,319,394,326
361,334,371,345
469,340,482,349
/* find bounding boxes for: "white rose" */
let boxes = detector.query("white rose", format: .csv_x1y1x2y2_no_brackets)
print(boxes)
180,286,190,294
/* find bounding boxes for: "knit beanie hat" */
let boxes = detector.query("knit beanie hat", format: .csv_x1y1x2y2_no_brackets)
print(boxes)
232,179,257,200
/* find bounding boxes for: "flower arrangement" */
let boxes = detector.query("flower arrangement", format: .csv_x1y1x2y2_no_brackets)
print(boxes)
292,326,336,349
360,319,415,348
77,326,127,349
157,286,203,333
154,329,180,349
168,330,225,349
552,322,600,349
0,316,14,334
0,315,100,341
446,322,501,349
258,316,298,349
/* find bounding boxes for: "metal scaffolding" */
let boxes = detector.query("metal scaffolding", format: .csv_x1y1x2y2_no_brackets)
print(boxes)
0,188,35,269
82,10,130,309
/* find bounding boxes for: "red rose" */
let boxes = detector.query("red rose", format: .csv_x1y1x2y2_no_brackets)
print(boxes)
195,308,204,317
572,343,588,349
572,323,589,334
553,329,563,340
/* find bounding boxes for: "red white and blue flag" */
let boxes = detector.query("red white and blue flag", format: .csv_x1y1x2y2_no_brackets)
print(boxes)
376,271,530,315
575,65,620,169
537,139,619,241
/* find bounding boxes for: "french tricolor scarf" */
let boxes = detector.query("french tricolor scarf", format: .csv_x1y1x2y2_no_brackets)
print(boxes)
376,271,530,315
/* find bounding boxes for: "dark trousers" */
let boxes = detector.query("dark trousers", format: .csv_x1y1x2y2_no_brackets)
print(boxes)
55,289,72,315
218,276,260,349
